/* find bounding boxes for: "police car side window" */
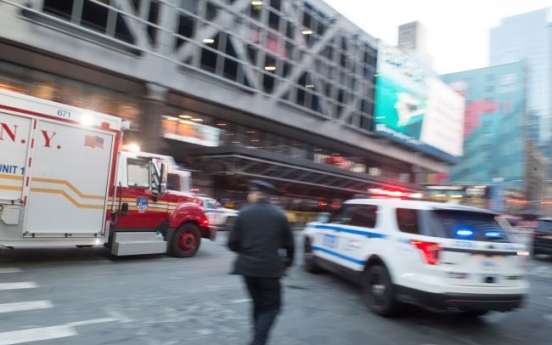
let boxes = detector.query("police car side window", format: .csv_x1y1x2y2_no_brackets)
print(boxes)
329,206,352,224
329,205,377,227
349,205,378,228
203,199,214,209
396,208,420,234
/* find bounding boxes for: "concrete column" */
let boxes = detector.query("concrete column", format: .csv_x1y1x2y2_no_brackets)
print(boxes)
136,83,168,154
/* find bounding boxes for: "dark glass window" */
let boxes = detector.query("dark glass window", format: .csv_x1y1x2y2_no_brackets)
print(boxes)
147,0,160,45
396,208,420,234
431,211,511,243
175,14,195,49
82,1,108,32
43,0,134,44
349,205,377,228
536,220,552,233
167,173,181,191
331,204,378,228
43,0,73,20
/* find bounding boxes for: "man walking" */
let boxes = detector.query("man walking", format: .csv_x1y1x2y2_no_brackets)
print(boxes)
228,180,295,345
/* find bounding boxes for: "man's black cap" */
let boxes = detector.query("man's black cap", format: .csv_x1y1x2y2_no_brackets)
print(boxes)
249,179,279,195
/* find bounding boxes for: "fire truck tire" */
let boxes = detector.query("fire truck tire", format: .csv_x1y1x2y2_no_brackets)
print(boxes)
170,223,201,258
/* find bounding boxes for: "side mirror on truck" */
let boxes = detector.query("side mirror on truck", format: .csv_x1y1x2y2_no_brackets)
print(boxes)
150,160,168,197
157,162,168,196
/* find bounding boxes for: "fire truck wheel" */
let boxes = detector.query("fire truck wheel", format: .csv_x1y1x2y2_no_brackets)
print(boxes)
170,223,201,258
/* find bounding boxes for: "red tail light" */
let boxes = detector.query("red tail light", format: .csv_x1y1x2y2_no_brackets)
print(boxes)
411,240,441,265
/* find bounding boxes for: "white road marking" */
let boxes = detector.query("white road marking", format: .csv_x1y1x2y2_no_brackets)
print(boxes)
0,325,76,345
230,299,250,304
0,282,37,291
107,310,133,323
66,317,118,327
0,317,120,345
197,329,214,335
0,301,53,314
0,268,22,274
485,312,510,323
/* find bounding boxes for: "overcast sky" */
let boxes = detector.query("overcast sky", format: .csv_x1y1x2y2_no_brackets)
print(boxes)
322,0,551,74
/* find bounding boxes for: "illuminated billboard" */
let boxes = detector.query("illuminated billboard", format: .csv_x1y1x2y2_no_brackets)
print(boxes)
374,43,464,161
161,116,221,147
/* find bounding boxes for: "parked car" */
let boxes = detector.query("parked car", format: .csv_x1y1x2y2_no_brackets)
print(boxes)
303,198,530,317
532,218,552,256
197,196,239,230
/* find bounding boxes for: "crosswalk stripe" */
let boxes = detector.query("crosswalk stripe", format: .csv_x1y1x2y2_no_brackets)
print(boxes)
0,268,22,274
0,301,53,314
0,325,76,345
0,282,38,291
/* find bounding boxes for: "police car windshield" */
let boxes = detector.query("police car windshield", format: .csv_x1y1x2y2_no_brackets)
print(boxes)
536,219,552,232
431,211,512,243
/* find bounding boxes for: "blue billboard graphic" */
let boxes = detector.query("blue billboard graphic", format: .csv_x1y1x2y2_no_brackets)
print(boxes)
374,43,465,163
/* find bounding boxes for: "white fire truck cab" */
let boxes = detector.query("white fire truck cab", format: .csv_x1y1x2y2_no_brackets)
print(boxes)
0,89,213,257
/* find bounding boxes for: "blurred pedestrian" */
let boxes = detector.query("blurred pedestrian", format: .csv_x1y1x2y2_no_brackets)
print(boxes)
228,179,295,345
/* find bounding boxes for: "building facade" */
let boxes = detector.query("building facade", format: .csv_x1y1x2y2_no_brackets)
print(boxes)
398,21,432,69
0,0,455,207
490,8,550,142
442,62,527,193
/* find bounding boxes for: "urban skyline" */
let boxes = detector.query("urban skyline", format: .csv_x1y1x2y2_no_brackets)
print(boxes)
323,0,551,74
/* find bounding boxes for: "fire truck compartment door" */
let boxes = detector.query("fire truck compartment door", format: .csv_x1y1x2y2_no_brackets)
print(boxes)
0,112,32,203
25,120,115,235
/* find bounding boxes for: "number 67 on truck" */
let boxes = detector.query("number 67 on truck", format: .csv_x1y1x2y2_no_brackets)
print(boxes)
0,89,214,257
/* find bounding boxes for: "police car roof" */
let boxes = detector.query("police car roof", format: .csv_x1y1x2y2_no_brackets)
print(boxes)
345,198,498,215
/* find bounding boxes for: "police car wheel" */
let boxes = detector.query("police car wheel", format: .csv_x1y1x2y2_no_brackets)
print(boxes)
224,217,236,231
303,238,322,273
362,265,398,316
170,223,201,258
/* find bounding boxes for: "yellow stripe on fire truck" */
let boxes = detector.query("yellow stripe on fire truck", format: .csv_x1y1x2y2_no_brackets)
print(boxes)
29,177,106,209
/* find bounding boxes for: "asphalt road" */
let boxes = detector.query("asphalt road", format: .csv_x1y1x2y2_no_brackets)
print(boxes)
0,231,551,345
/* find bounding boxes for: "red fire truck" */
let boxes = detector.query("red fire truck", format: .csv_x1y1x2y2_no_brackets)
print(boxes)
0,89,214,257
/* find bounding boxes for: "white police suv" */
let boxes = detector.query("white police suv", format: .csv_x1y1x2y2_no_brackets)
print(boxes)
303,199,529,316
197,196,239,230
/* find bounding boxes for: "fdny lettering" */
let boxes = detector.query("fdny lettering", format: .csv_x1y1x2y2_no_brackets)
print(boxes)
0,164,18,174
0,123,17,142
56,109,72,119
0,122,57,148
41,130,57,148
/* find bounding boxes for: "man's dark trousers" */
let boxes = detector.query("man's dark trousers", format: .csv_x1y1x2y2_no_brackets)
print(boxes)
243,276,282,345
